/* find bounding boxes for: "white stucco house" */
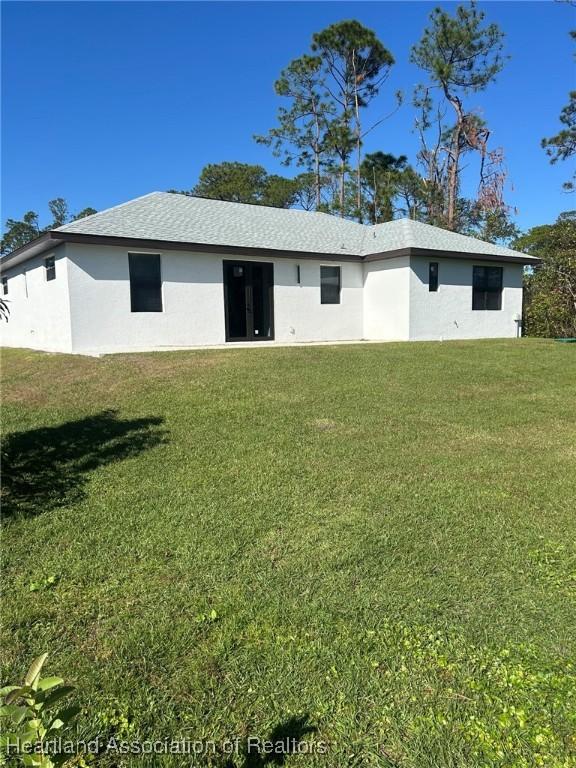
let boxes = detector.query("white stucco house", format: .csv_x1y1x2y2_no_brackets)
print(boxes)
0,192,538,355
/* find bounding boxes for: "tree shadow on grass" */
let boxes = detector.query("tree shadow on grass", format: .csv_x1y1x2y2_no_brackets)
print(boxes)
223,715,317,768
1,410,167,520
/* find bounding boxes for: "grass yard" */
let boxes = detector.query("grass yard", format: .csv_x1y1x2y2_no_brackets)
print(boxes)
1,339,575,767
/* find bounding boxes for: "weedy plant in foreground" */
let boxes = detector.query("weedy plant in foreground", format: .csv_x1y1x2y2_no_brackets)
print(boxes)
0,653,78,767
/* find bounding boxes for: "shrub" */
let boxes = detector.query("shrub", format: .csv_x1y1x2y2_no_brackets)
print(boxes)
0,653,79,767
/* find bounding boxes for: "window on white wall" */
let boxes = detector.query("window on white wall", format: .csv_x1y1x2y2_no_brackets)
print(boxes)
429,262,439,292
472,266,503,310
45,256,56,281
128,253,163,312
320,265,341,304
1,277,7,295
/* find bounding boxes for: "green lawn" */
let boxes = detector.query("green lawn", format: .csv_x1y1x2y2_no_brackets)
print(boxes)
1,340,575,767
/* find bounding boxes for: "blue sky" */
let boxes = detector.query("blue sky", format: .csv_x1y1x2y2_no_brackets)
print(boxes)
2,1,575,232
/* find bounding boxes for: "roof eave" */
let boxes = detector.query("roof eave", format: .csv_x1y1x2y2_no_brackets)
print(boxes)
0,231,64,272
0,231,540,269
363,246,540,266
35,231,364,262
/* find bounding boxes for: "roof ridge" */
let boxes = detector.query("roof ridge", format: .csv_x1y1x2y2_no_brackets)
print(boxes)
359,217,405,255
401,217,416,248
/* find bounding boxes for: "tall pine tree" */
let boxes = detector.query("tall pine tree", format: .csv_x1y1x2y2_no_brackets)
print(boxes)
411,2,506,230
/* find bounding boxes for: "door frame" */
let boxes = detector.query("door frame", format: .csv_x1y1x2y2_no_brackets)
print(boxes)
223,260,275,342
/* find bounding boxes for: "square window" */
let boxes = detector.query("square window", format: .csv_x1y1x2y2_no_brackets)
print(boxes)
472,265,503,310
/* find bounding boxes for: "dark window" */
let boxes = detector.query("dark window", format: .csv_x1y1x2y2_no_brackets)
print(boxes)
321,265,341,304
296,264,301,285
473,266,503,310
45,256,56,281
1,277,7,295
429,262,439,292
128,253,162,312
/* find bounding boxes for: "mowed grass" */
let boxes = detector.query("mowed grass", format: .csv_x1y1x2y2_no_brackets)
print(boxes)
1,340,575,767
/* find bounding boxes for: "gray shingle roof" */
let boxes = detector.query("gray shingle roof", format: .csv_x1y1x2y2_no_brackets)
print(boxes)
55,191,530,261
57,192,366,256
368,218,527,260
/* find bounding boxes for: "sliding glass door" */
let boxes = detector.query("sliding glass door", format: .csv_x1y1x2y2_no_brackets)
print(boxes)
223,261,274,342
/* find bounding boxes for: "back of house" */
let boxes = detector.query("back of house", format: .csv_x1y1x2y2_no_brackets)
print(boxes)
0,192,538,354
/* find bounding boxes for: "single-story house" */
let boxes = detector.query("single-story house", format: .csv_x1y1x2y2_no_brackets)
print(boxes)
0,192,539,355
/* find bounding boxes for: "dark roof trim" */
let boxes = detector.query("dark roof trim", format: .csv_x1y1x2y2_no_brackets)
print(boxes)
50,231,363,262
364,246,540,266
1,230,539,269
0,232,64,271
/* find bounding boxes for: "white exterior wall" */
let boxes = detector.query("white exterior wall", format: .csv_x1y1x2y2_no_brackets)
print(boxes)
408,256,523,341
1,243,526,355
65,244,363,354
272,257,363,343
66,245,225,353
0,248,73,352
362,256,410,341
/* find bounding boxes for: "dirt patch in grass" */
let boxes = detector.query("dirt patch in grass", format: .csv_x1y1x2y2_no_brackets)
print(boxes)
111,350,232,380
309,418,339,432
1,348,234,408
